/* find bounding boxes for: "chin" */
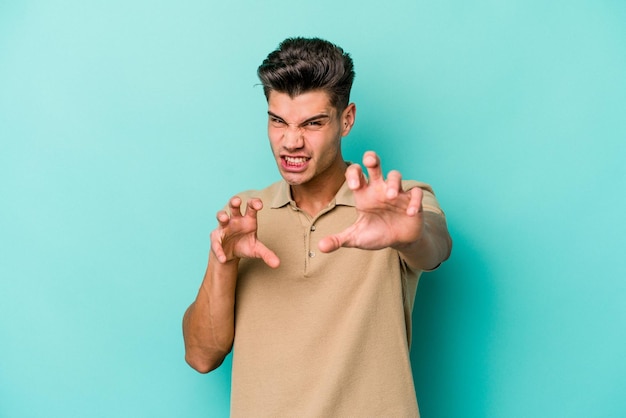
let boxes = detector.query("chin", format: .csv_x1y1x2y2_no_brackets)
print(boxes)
280,172,311,186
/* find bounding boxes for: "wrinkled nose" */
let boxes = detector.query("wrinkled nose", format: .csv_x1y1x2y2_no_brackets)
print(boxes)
283,126,304,150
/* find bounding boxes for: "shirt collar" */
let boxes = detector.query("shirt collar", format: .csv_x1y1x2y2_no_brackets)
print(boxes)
270,179,356,209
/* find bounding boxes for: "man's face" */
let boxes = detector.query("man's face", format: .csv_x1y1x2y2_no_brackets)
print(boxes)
267,90,354,187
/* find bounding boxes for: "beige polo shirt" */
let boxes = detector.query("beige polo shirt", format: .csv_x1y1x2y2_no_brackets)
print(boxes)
229,179,443,418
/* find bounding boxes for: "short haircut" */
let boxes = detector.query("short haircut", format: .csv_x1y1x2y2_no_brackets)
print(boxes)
257,37,355,111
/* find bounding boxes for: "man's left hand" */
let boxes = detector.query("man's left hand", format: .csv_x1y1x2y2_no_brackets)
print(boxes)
318,151,424,253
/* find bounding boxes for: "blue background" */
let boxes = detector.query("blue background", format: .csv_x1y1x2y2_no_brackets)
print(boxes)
1,0,625,417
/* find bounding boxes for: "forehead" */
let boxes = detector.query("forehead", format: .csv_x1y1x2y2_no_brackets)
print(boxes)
267,90,336,120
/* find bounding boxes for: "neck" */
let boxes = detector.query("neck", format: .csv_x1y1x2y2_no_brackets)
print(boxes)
290,160,347,217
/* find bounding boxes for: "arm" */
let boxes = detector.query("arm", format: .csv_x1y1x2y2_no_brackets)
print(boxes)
394,210,451,271
183,197,280,373
318,151,451,270
183,255,238,373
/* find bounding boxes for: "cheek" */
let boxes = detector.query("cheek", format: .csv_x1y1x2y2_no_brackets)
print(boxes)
268,129,281,149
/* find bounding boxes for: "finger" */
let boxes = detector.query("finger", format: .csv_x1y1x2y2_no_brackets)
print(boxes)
406,187,423,216
228,196,243,217
210,229,228,263
216,210,230,227
244,198,263,218
255,244,281,268
363,151,383,182
318,227,354,253
345,163,365,190
385,170,402,199
318,234,343,253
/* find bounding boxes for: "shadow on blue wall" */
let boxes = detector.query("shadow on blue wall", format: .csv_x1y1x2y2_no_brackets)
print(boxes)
411,229,494,417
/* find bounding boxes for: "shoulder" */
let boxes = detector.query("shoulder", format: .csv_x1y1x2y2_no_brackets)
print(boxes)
225,180,287,213
401,179,444,216
235,180,282,200
401,179,434,194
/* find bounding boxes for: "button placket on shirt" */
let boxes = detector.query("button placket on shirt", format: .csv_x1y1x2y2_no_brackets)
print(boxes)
308,224,317,258
290,204,315,273
292,200,336,275
305,203,337,272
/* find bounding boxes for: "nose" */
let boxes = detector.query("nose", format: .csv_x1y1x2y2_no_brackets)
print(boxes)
283,125,304,150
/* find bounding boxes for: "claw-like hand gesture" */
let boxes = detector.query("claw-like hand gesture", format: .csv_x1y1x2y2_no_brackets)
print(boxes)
211,197,280,268
318,151,424,253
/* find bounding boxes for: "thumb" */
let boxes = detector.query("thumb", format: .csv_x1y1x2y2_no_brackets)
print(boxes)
255,243,281,268
318,235,341,253
318,229,352,253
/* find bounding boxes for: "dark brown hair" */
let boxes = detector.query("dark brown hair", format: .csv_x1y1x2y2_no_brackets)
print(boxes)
257,37,355,111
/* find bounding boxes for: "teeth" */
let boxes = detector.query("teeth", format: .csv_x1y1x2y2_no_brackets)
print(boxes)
285,156,307,164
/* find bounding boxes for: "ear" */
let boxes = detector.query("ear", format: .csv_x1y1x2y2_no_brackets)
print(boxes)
341,103,356,137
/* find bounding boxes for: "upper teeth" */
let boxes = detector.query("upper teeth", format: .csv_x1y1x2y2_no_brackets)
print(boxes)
285,157,306,163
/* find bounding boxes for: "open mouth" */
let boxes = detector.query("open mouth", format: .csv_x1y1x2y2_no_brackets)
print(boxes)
283,156,309,166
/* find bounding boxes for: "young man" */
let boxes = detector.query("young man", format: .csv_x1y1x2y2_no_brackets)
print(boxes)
183,37,452,417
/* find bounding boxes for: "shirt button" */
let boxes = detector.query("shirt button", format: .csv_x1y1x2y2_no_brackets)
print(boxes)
310,225,316,231
309,251,316,258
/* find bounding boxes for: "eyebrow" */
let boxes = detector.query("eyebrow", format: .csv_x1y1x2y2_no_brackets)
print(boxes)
267,111,330,125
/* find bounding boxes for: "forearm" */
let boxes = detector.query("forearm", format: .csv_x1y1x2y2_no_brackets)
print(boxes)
395,211,452,271
183,253,238,373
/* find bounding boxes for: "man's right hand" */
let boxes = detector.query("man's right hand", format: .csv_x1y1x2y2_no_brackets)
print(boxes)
210,196,280,268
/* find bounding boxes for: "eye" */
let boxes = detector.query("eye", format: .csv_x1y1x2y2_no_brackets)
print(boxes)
303,120,325,130
269,117,286,127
